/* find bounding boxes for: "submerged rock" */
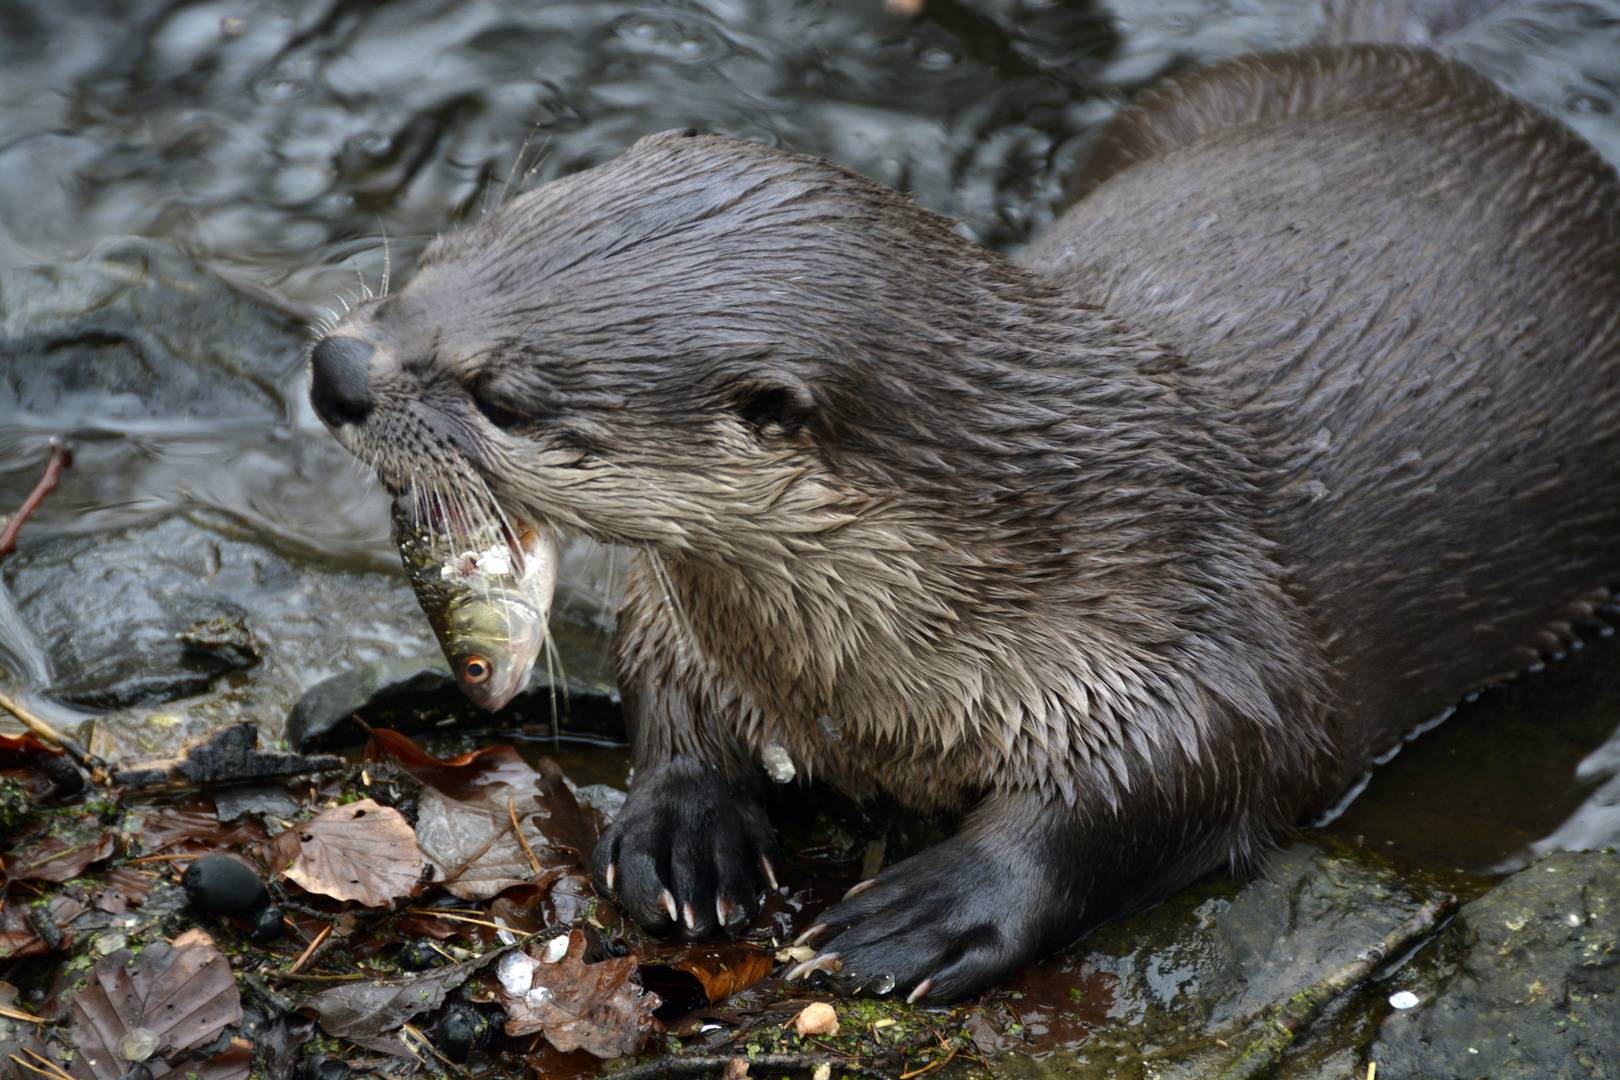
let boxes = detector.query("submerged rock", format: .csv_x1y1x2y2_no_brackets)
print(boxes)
1371,850,1618,1080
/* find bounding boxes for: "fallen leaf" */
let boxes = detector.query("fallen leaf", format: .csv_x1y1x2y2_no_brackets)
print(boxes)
11,829,116,883
265,798,422,907
0,895,86,958
368,733,574,901
530,757,607,859
91,870,154,915
496,928,662,1058
137,805,266,852
303,939,520,1043
67,928,242,1080
644,942,776,1004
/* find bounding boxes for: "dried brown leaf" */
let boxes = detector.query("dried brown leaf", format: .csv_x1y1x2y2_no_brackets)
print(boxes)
496,929,662,1058
67,928,242,1080
266,798,422,907
0,895,86,958
12,829,115,883
91,870,154,915
531,757,607,859
303,939,518,1041
136,805,264,855
645,943,776,1004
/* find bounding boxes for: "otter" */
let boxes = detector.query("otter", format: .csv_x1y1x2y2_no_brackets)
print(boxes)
306,44,1620,1001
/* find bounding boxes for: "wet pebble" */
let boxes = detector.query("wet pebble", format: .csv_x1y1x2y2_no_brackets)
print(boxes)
182,854,270,917
252,904,286,942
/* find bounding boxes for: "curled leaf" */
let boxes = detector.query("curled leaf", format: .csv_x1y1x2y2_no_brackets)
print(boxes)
496,928,662,1058
266,798,422,907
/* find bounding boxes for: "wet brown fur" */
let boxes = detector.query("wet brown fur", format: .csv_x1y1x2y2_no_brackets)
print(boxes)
310,44,1620,997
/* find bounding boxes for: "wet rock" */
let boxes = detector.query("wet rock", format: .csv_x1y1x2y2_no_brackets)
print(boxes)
1370,850,1619,1080
979,836,1478,1078
111,721,340,789
284,654,623,751
4,511,429,716
283,655,458,751
0,238,303,426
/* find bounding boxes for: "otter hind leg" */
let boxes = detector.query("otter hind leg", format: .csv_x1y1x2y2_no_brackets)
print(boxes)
591,756,780,938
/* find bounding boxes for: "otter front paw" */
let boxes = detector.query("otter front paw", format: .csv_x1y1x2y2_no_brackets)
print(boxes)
785,835,1070,1001
592,763,779,939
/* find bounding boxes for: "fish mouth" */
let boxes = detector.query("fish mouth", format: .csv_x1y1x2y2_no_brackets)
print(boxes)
389,491,561,713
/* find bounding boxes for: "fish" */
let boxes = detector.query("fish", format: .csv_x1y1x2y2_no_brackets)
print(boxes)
390,500,559,712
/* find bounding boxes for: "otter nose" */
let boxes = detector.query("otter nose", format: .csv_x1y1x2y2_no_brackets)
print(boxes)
309,335,375,427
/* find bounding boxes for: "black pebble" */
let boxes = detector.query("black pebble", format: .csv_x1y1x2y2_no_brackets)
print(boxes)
300,1057,348,1080
436,1004,479,1064
182,854,269,917
252,904,286,942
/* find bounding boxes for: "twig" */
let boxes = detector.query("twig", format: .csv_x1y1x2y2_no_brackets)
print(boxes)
286,923,333,975
0,441,71,561
608,1054,893,1080
407,908,516,932
1216,896,1457,1080
21,1047,75,1080
241,969,298,1015
509,796,543,877
0,689,103,774
899,1044,960,1079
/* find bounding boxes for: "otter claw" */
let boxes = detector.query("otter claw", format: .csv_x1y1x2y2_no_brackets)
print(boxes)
785,951,842,982
717,896,732,926
760,855,779,891
660,889,679,923
604,862,616,893
842,878,878,901
682,902,697,930
905,978,934,1004
793,922,829,947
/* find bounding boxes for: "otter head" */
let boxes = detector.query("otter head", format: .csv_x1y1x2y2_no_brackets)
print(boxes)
308,128,1111,716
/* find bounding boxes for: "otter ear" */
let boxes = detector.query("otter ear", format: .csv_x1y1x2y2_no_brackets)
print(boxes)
733,373,815,438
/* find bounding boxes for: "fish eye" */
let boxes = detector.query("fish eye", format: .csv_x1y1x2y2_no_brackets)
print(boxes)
458,655,493,684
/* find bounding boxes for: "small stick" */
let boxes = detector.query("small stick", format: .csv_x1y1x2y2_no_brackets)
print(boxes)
0,441,71,561
285,923,333,975
0,689,103,773
899,1044,960,1080
1217,896,1457,1080
509,796,542,877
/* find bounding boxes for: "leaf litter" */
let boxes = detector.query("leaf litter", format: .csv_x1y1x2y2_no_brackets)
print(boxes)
0,724,1017,1079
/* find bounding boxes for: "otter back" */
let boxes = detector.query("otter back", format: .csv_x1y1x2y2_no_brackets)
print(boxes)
1025,44,1620,771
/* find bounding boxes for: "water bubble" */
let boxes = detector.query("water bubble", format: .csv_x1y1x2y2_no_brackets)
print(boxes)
1388,990,1420,1010
119,1028,159,1062
1565,93,1611,115
917,47,956,71
872,973,897,994
816,715,841,741
352,131,392,156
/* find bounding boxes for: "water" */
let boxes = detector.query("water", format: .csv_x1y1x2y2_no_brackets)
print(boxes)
0,0,1617,869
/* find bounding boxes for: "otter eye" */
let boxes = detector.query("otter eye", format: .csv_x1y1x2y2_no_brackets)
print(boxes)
734,376,814,437
458,655,493,684
474,397,523,430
